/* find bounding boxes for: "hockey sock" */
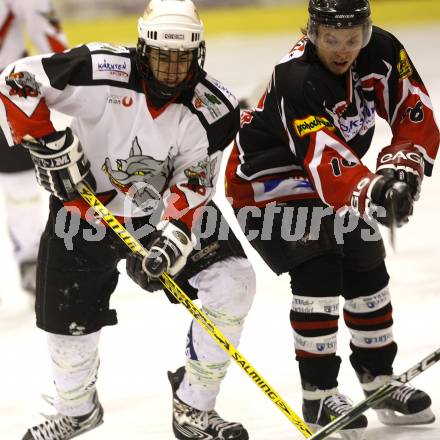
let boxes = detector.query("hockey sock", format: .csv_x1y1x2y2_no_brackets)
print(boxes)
47,331,101,417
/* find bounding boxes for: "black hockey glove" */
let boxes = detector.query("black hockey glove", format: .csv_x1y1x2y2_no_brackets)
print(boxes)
126,252,163,292
376,142,424,200
126,219,195,292
370,176,414,228
21,127,96,200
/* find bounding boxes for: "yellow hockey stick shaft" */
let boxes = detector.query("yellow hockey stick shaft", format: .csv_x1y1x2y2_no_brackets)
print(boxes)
76,182,313,438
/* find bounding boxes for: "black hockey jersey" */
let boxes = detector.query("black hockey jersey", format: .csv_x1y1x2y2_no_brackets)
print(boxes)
0,43,239,228
226,26,439,211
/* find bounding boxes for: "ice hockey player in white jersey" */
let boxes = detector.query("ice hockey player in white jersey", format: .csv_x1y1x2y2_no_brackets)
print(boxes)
0,0,256,439
0,0,68,295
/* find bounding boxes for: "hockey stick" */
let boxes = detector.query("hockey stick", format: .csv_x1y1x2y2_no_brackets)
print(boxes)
75,182,314,438
389,198,397,251
308,347,440,440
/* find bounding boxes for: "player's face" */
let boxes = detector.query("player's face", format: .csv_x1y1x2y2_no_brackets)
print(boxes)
315,26,364,75
149,48,194,87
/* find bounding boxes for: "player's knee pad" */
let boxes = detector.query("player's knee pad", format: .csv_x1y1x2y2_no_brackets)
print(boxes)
185,258,255,365
47,331,100,417
194,257,256,318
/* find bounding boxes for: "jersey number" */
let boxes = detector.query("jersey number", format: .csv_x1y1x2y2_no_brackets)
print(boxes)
331,157,357,176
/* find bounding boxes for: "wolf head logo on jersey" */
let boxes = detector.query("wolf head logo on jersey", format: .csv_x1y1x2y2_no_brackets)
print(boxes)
6,71,42,98
102,136,170,212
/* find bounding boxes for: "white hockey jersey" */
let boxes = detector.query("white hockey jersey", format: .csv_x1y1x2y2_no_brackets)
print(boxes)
0,0,68,71
0,43,240,228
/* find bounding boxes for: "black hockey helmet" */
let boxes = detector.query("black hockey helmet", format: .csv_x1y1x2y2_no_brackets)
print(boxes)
136,0,205,100
308,0,372,49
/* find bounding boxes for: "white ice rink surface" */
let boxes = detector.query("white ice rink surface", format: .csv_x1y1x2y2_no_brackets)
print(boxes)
0,24,439,440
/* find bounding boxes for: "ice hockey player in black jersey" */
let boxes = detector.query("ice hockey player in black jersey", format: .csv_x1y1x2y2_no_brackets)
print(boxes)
0,0,68,295
226,0,439,439
0,1,255,439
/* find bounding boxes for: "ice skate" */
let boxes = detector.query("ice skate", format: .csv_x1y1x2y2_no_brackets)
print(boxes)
21,393,103,440
168,366,249,440
302,381,367,440
357,370,435,425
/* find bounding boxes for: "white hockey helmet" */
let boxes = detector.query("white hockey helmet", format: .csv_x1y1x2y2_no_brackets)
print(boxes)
136,0,206,99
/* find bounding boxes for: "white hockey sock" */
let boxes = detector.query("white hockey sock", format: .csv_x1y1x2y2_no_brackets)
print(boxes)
178,357,230,411
47,331,100,417
177,258,256,411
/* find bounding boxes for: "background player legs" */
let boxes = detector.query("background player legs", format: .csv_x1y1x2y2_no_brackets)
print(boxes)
0,169,46,294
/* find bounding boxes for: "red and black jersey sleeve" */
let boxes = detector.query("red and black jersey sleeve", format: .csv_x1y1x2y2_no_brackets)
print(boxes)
359,28,439,176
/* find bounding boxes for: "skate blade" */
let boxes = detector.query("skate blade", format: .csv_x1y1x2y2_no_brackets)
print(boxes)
308,424,366,440
376,408,436,425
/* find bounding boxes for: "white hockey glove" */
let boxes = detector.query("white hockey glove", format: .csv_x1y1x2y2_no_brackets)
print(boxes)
126,220,195,291
22,127,96,200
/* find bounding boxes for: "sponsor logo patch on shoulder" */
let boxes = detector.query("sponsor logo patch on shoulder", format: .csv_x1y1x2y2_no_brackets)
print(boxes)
192,84,228,124
293,115,335,137
398,49,413,79
92,54,131,83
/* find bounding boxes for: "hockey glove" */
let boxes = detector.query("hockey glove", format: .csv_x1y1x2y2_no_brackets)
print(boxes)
126,252,163,292
376,142,424,200
126,220,195,292
369,176,414,228
21,127,96,200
